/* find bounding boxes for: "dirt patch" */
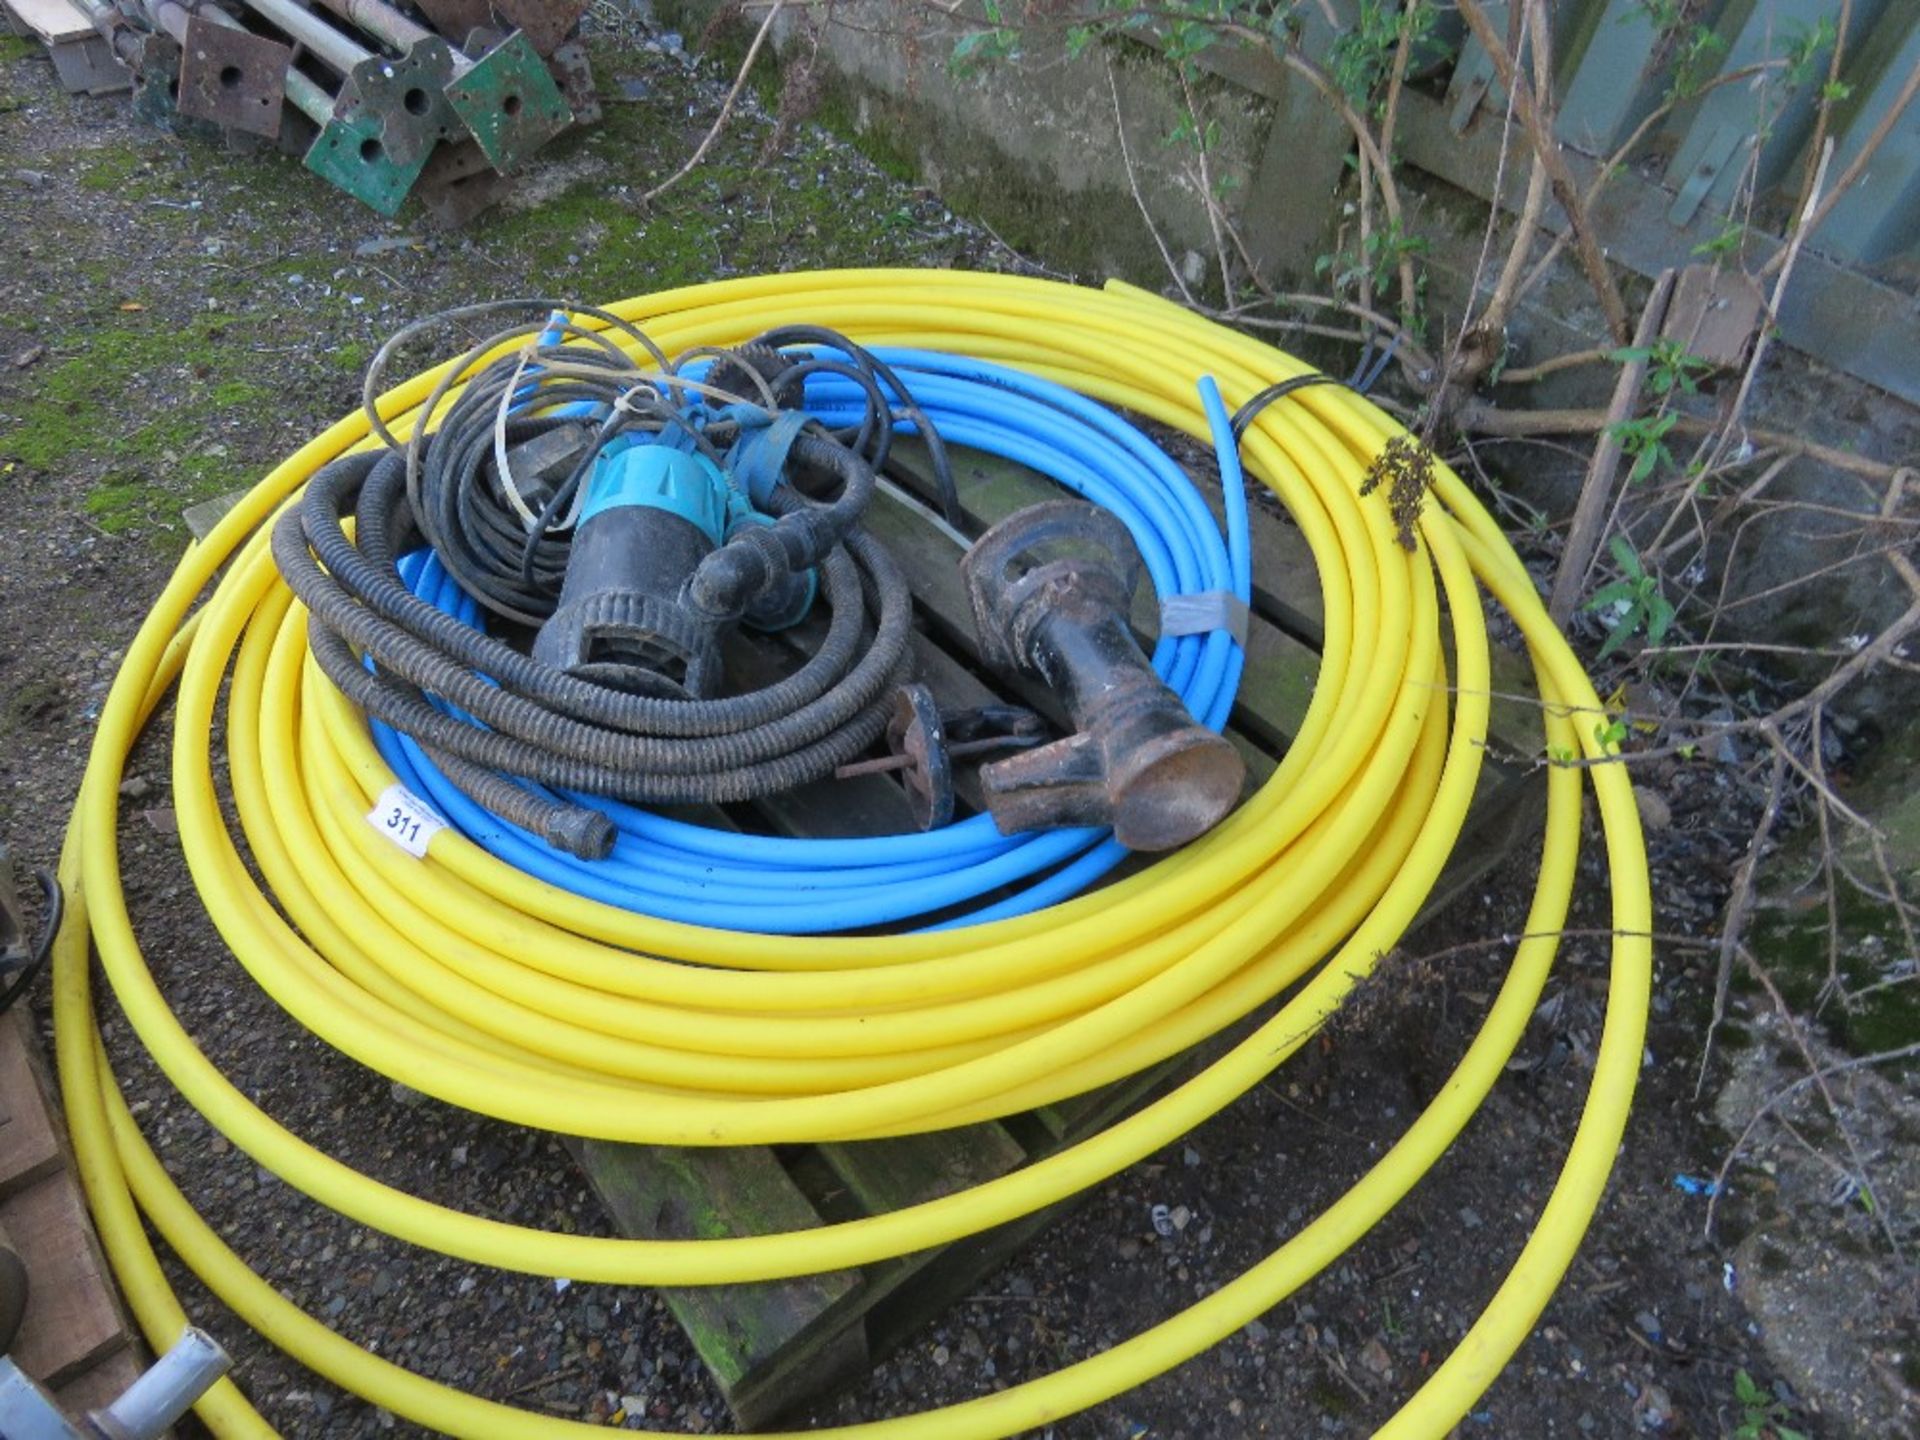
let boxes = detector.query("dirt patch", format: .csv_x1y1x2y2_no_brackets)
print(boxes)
1712,1016,1920,1437
0,15,1911,1440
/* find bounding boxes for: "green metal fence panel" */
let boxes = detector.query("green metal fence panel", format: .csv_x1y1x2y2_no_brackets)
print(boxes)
1552,0,1687,154
1810,7,1920,265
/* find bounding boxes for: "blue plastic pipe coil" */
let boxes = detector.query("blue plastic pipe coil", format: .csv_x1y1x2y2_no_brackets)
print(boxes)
369,349,1251,933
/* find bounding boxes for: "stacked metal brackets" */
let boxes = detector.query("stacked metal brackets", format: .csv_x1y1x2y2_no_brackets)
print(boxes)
3,0,593,218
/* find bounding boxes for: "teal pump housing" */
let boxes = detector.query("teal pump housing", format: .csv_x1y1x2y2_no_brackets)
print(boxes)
530,434,818,699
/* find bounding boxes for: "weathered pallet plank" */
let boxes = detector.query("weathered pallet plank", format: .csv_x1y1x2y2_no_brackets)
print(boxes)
2,0,91,43
1,0,131,95
0,1011,62,1200
180,489,250,544
3,1171,130,1385
810,1121,1040,1360
822,1125,1028,1216
0,1004,147,1410
566,1138,869,1430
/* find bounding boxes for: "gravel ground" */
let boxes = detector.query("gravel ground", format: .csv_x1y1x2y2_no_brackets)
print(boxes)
1,12,1913,1439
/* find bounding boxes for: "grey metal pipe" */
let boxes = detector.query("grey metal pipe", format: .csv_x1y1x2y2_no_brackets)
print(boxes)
87,1328,230,1440
0,1359,67,1440
66,0,151,69
280,63,335,125
0,1330,229,1440
139,0,191,41
309,0,435,55
235,0,372,74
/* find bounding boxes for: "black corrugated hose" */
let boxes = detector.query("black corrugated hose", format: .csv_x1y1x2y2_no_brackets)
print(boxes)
275,308,937,858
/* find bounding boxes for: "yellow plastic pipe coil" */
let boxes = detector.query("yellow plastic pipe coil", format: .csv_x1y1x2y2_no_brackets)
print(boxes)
51,270,1651,1438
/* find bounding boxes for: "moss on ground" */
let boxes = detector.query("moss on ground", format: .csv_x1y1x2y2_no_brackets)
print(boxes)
2,30,968,548
77,143,151,192
0,32,31,110
1751,887,1920,1056
0,315,262,539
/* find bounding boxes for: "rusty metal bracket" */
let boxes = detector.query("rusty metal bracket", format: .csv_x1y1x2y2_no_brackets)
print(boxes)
548,37,599,127
331,37,465,166
833,688,1049,831
116,20,183,130
961,501,1245,852
302,100,430,214
412,135,515,226
491,0,589,57
173,12,288,138
291,70,430,216
880,684,955,831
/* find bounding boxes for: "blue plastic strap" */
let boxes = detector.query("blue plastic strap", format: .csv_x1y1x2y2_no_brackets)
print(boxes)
726,409,812,508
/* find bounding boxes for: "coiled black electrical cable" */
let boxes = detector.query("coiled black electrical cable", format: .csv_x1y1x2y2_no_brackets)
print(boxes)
0,869,61,1014
379,305,958,628
276,309,934,858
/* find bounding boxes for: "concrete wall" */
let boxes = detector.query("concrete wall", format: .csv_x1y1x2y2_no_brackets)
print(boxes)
654,1,1366,295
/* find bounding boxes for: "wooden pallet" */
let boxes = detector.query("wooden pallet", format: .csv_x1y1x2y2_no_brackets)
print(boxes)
0,1005,149,1419
1,0,131,96
568,431,1547,1427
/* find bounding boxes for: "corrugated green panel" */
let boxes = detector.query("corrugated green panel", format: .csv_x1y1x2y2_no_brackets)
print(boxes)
1443,0,1507,132
1659,0,1879,225
1446,0,1595,139
1553,0,1677,154
1465,0,1919,270
1807,12,1920,263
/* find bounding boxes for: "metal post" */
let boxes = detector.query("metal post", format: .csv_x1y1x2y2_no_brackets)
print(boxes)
309,0,435,54
67,0,165,72
88,1328,230,1440
0,1329,229,1440
234,0,370,76
280,65,337,124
